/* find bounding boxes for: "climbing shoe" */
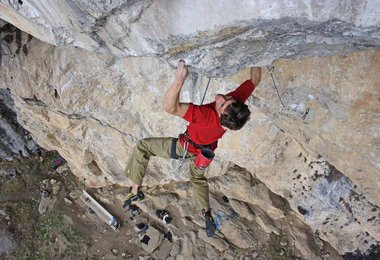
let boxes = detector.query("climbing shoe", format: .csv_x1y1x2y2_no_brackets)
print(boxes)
202,209,216,237
123,191,145,208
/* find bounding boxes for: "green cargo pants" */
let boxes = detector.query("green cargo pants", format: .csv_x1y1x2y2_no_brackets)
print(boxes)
125,137,209,211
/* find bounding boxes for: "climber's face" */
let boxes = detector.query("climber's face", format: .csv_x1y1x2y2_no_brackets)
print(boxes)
215,94,235,116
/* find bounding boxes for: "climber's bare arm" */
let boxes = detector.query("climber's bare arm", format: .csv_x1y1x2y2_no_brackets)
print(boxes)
250,67,262,87
164,60,189,117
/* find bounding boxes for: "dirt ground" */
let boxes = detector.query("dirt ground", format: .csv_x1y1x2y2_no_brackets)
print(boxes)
0,151,342,260
0,151,149,259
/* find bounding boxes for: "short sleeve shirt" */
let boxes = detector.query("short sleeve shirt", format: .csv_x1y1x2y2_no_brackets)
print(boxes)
180,80,255,154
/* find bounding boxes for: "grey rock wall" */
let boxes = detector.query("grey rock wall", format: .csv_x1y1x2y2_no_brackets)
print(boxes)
0,0,379,257
0,0,379,76
1,22,379,256
0,20,39,160
0,88,39,160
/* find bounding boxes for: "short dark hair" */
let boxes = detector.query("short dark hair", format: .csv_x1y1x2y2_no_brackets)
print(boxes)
220,100,251,130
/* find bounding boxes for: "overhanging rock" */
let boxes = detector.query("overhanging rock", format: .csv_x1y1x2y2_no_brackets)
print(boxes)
0,0,379,76
0,1,379,257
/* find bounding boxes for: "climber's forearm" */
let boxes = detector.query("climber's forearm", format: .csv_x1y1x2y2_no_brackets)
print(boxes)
163,60,189,117
163,79,189,117
250,67,262,87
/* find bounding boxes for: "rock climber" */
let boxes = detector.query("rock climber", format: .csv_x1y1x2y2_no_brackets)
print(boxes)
124,60,261,237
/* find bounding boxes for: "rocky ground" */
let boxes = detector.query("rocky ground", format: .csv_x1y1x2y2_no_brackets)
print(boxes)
0,151,143,259
0,151,345,260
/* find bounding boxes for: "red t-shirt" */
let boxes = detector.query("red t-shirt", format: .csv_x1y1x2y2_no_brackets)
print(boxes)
179,80,255,154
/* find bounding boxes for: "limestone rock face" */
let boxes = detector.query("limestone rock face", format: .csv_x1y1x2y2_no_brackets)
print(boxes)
0,84,39,160
0,1,379,257
0,21,39,160
0,0,379,76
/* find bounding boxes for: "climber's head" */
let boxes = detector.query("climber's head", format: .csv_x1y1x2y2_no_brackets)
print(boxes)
215,94,251,130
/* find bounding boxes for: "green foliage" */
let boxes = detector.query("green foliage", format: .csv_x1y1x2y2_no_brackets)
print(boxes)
11,211,88,259
38,213,63,244
3,150,89,259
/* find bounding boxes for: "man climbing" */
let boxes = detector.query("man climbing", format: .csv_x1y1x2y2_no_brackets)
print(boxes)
124,60,261,237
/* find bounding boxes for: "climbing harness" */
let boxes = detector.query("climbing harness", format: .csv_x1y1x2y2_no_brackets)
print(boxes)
173,131,217,172
181,131,217,150
266,65,286,109
181,132,216,169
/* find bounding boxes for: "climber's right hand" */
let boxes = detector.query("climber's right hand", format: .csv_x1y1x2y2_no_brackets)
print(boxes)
175,60,189,84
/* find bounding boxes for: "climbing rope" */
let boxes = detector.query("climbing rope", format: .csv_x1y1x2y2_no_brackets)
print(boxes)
176,140,188,173
249,65,288,156
266,65,286,109
200,76,211,105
